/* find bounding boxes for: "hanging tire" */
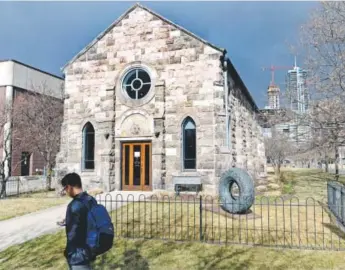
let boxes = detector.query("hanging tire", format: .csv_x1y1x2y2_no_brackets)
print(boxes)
218,168,255,214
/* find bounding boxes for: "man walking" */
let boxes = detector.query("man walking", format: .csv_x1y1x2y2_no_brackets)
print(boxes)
61,173,96,270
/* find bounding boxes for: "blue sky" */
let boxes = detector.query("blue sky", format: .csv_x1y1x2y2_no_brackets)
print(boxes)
0,1,318,108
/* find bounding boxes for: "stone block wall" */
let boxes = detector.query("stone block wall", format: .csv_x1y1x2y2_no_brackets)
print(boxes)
6,176,46,196
55,6,224,191
55,5,266,192
214,71,267,188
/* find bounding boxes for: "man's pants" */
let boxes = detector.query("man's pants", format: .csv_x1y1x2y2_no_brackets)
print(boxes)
69,264,92,270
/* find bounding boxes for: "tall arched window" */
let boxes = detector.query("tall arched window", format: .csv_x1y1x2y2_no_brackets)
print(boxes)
182,117,196,170
82,122,95,170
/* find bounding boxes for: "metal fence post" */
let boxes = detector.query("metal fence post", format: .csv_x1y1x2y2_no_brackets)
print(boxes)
340,187,345,225
16,178,20,197
327,182,331,210
199,195,203,242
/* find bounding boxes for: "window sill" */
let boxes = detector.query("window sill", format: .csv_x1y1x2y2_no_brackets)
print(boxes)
219,146,231,154
81,169,96,173
173,171,199,177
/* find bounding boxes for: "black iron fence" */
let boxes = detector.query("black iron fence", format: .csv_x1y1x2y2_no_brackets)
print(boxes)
95,193,345,251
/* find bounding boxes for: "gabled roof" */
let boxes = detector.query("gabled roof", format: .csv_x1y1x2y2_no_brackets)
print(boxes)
61,3,225,72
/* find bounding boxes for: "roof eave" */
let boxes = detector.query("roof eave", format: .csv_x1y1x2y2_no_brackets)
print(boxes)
226,58,258,112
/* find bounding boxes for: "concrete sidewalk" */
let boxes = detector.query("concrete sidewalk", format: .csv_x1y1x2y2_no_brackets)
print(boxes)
0,191,152,252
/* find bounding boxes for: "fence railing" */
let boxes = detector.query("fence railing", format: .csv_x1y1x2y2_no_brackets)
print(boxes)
2,178,21,197
327,181,345,226
95,193,345,251
0,176,47,199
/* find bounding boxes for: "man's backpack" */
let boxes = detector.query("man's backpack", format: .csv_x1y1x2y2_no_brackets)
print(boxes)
78,196,114,257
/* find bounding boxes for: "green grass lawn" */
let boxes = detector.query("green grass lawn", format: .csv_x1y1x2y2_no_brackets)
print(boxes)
267,167,345,200
1,168,345,269
0,191,70,221
0,230,345,270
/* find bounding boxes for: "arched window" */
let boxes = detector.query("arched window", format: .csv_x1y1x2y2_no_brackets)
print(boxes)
182,117,196,170
82,122,95,170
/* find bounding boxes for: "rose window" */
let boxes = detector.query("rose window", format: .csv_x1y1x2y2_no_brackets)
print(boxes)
122,68,152,100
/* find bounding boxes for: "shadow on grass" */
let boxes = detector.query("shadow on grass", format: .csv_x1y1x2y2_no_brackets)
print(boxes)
121,249,149,270
2,234,345,270
100,247,149,270
194,248,249,270
322,222,345,241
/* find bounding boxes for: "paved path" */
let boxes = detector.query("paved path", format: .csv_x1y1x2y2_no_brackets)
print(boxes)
0,191,152,252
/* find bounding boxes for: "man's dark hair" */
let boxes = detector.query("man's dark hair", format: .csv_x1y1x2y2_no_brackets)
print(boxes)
61,173,82,188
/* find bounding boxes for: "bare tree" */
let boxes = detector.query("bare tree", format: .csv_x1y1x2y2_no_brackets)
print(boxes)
15,83,64,190
258,109,296,180
292,2,345,179
305,98,345,178
0,111,14,198
0,105,27,198
264,127,295,181
299,2,345,100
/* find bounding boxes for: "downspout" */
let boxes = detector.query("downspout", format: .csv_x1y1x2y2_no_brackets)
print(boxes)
222,53,229,149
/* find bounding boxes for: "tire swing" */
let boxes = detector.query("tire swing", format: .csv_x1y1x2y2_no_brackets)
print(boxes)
218,168,255,214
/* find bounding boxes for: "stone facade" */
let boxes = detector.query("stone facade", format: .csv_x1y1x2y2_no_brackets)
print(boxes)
55,4,266,193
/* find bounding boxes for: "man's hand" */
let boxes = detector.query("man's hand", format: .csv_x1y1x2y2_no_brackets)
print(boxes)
57,219,66,226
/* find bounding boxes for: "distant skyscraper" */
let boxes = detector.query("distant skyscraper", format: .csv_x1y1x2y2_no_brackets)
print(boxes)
267,85,280,110
286,58,309,114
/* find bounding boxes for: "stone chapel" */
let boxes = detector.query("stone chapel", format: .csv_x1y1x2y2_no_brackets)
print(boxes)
55,3,266,193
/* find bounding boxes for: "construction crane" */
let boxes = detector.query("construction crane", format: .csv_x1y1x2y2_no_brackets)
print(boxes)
262,65,294,87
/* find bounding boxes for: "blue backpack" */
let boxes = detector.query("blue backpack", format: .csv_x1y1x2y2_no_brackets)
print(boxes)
78,196,114,257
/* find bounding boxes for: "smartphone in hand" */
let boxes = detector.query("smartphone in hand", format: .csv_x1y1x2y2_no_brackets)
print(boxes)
57,219,66,226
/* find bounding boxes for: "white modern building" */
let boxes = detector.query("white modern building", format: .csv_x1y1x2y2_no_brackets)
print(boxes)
286,61,309,114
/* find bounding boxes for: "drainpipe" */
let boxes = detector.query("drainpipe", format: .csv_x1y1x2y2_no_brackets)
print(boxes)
222,54,229,149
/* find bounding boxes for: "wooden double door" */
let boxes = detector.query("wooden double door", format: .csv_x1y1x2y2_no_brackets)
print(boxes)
122,142,152,191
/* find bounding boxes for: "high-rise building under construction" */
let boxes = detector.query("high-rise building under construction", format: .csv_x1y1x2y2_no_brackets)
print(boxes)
286,62,309,114
267,85,280,110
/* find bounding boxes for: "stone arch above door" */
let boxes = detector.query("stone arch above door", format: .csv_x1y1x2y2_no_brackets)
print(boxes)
117,111,153,137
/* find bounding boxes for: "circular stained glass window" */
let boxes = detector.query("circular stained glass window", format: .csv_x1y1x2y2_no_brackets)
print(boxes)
122,68,152,100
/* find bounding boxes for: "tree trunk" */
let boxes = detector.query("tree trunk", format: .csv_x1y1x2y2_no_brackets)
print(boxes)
335,146,340,181
45,169,50,191
325,155,329,173
45,163,52,191
45,165,54,191
274,163,281,182
45,152,52,191
0,174,7,198
0,181,6,198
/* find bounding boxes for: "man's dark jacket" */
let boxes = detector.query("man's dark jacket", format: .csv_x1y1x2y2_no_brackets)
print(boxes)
64,191,97,266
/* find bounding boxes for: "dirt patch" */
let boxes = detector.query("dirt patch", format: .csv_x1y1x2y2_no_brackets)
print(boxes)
203,204,261,220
